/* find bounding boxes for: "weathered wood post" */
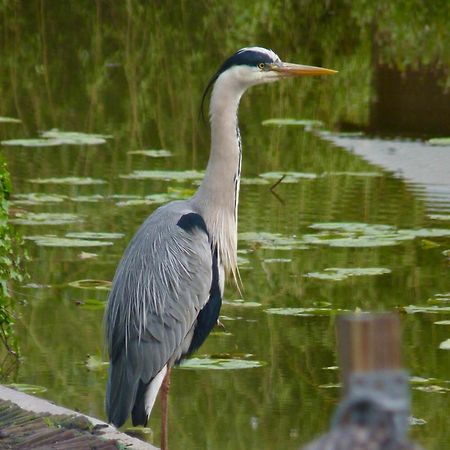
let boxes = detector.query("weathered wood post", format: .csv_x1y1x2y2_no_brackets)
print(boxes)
302,312,423,450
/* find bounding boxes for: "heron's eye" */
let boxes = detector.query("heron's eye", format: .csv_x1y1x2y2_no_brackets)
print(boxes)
258,63,265,70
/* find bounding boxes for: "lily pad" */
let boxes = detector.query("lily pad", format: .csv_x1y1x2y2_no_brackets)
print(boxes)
0,116,21,123
427,293,450,304
414,385,450,393
65,232,124,240
240,177,270,185
12,193,67,205
25,235,112,247
69,279,112,290
439,339,450,350
238,231,305,250
7,383,47,394
263,258,292,263
76,298,106,310
309,222,396,234
179,356,265,370
120,170,203,181
1,138,62,147
116,198,154,207
262,118,323,127
12,212,81,226
85,355,109,371
223,299,262,308
403,305,450,314
79,251,97,260
304,267,391,281
70,194,105,203
29,176,107,185
428,214,450,221
428,137,450,146
305,222,450,248
322,171,382,177
128,149,172,157
259,171,318,183
265,307,343,317
41,129,112,145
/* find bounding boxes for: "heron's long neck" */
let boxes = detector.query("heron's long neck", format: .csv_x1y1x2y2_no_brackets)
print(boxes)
193,78,245,278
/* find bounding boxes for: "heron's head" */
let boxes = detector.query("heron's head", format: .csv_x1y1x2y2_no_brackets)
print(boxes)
201,47,336,118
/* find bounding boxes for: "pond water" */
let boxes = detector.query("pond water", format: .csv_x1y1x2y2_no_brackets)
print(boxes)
1,3,450,450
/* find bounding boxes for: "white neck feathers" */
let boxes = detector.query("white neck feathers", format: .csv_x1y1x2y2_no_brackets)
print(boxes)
192,68,246,281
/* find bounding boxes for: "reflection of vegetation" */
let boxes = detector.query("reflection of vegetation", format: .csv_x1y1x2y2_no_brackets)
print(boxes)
0,156,23,375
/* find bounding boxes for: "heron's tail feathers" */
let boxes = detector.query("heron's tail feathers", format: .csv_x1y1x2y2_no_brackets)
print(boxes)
106,351,140,428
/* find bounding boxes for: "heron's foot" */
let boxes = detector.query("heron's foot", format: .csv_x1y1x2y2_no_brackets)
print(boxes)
216,319,226,330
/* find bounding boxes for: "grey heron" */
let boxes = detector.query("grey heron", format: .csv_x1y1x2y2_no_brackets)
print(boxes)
105,47,335,438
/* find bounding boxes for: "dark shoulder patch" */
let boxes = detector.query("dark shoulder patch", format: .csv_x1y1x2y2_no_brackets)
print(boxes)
177,212,208,236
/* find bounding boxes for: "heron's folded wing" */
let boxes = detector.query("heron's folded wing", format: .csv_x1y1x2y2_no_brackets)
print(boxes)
105,202,213,381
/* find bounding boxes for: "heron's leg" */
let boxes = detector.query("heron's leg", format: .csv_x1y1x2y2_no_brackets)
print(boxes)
160,366,171,450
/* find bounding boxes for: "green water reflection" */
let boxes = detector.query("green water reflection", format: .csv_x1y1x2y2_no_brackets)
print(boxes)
1,2,450,449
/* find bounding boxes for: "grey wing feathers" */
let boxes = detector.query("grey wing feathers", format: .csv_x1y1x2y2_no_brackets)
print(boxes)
105,201,212,426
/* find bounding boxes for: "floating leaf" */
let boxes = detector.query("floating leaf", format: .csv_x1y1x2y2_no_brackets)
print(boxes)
309,222,396,234
439,339,450,350
410,417,427,426
69,279,112,290
179,356,265,370
305,222,450,248
12,212,81,225
304,267,391,281
79,251,97,260
116,198,154,207
428,214,450,221
26,235,112,247
322,171,381,177
66,232,124,240
263,258,292,264
403,305,450,314
414,385,450,393
428,137,450,146
262,118,323,127
7,383,47,394
238,231,305,250
421,239,440,249
259,171,318,182
128,149,172,157
12,193,67,205
3,129,111,146
223,299,261,308
77,298,106,310
41,129,112,145
70,194,105,203
240,177,270,185
1,138,62,147
85,355,109,371
120,170,203,181
0,116,21,123
427,293,450,304
29,176,107,185
265,307,344,317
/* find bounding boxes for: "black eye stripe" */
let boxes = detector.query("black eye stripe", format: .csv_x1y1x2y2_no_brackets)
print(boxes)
200,49,278,121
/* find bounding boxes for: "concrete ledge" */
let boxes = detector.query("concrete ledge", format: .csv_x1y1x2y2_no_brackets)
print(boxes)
0,385,158,449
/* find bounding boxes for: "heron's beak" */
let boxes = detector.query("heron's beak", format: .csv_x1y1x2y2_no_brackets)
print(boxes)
270,62,337,77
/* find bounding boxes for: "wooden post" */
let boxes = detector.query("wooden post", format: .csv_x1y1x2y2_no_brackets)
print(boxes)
301,312,423,450
337,313,402,394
